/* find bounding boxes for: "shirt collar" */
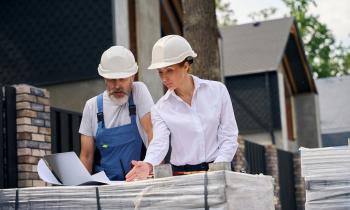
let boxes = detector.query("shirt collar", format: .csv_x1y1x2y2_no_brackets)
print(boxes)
163,75,208,101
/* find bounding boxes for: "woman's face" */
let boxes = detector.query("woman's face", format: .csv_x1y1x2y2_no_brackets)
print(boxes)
158,62,189,90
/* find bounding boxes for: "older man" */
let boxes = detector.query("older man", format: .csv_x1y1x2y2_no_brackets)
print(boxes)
79,46,154,180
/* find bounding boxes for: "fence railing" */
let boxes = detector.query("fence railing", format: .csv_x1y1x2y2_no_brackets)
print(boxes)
278,149,297,210
244,140,266,174
244,140,297,210
0,86,17,189
51,107,82,155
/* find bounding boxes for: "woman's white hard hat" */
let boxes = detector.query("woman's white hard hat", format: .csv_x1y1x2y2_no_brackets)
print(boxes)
148,35,197,69
98,46,138,79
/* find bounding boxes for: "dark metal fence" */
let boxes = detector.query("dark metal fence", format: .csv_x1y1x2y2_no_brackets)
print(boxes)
244,140,266,174
51,107,82,155
0,86,17,189
245,140,297,210
278,149,297,210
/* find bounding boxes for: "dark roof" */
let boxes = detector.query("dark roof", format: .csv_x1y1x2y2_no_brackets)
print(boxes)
220,17,317,93
220,17,293,76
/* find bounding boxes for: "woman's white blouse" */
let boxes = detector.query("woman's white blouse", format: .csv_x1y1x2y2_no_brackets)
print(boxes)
144,75,239,166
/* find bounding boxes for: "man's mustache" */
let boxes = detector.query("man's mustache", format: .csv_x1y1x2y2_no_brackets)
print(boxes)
109,88,128,95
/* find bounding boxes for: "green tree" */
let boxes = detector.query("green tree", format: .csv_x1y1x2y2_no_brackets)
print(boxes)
283,0,350,77
248,7,277,22
215,0,350,77
215,0,237,26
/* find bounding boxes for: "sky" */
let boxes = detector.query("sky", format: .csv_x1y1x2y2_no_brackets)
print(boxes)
224,0,350,46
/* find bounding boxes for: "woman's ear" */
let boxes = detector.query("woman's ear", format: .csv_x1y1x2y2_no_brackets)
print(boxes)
184,61,190,73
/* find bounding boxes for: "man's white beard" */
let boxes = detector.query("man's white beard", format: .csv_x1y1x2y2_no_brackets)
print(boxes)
110,94,129,106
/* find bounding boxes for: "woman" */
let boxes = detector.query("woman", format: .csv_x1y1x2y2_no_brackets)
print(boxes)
126,35,238,181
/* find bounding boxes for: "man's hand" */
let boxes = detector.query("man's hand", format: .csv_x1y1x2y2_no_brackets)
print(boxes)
125,160,152,182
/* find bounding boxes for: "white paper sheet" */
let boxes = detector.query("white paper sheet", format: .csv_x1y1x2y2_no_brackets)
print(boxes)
37,159,62,185
37,152,112,186
91,171,112,185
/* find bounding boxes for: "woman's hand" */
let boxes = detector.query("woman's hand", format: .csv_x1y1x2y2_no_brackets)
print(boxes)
125,160,153,182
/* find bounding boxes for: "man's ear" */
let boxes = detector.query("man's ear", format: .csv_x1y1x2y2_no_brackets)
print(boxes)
131,75,135,82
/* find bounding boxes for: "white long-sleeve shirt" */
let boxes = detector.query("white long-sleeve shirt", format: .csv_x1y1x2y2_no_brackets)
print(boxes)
144,75,239,166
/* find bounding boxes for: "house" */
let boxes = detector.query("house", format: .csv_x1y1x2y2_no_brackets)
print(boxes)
220,17,321,151
316,75,350,147
0,0,182,113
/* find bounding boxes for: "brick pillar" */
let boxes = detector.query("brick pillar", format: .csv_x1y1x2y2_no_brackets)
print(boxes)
232,137,245,172
14,84,51,187
265,145,281,210
293,154,306,210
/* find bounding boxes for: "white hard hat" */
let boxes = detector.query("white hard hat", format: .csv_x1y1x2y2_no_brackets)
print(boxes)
98,46,138,79
148,35,197,69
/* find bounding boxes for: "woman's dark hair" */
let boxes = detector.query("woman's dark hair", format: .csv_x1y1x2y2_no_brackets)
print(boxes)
178,56,194,66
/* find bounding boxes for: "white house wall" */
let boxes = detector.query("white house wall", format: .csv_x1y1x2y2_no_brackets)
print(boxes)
241,131,283,147
43,1,165,112
276,67,289,151
135,0,163,102
112,0,129,48
44,79,105,112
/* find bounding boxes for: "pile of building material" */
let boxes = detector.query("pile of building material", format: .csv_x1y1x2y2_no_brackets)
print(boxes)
0,171,274,210
300,146,350,210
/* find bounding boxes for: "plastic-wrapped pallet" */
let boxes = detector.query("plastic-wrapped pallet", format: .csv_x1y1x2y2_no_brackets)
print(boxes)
0,171,274,210
300,146,350,177
300,146,350,210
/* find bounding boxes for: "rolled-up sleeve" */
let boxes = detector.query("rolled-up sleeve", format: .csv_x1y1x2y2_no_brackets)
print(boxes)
79,100,94,137
143,106,170,166
215,84,239,162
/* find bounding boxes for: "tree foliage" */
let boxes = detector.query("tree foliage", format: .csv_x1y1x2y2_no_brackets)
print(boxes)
283,0,350,78
215,0,350,78
215,0,236,26
248,7,277,22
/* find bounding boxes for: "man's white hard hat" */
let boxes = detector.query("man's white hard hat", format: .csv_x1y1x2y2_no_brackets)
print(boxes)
98,46,138,79
148,35,197,69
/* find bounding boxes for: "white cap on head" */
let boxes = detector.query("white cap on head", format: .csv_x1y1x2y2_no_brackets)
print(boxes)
148,35,197,69
98,46,138,79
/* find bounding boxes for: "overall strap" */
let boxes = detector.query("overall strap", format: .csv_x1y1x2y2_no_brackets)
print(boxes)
128,92,136,117
96,93,105,128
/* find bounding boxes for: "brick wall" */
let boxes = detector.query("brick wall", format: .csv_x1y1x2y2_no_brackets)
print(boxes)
265,145,281,210
233,140,281,210
232,137,245,172
14,84,51,187
294,154,306,210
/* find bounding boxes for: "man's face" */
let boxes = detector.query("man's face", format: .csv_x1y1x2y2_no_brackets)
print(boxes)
105,76,133,105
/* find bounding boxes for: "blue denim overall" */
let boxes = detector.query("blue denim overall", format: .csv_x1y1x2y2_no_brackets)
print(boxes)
93,93,143,180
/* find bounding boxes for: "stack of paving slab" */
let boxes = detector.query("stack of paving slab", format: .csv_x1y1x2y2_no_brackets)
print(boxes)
0,170,274,210
300,146,350,210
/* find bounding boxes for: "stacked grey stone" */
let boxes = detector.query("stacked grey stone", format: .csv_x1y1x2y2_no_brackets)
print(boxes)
0,171,275,210
300,146,350,209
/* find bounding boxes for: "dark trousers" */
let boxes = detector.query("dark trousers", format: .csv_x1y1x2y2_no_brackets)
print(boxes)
171,162,213,172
